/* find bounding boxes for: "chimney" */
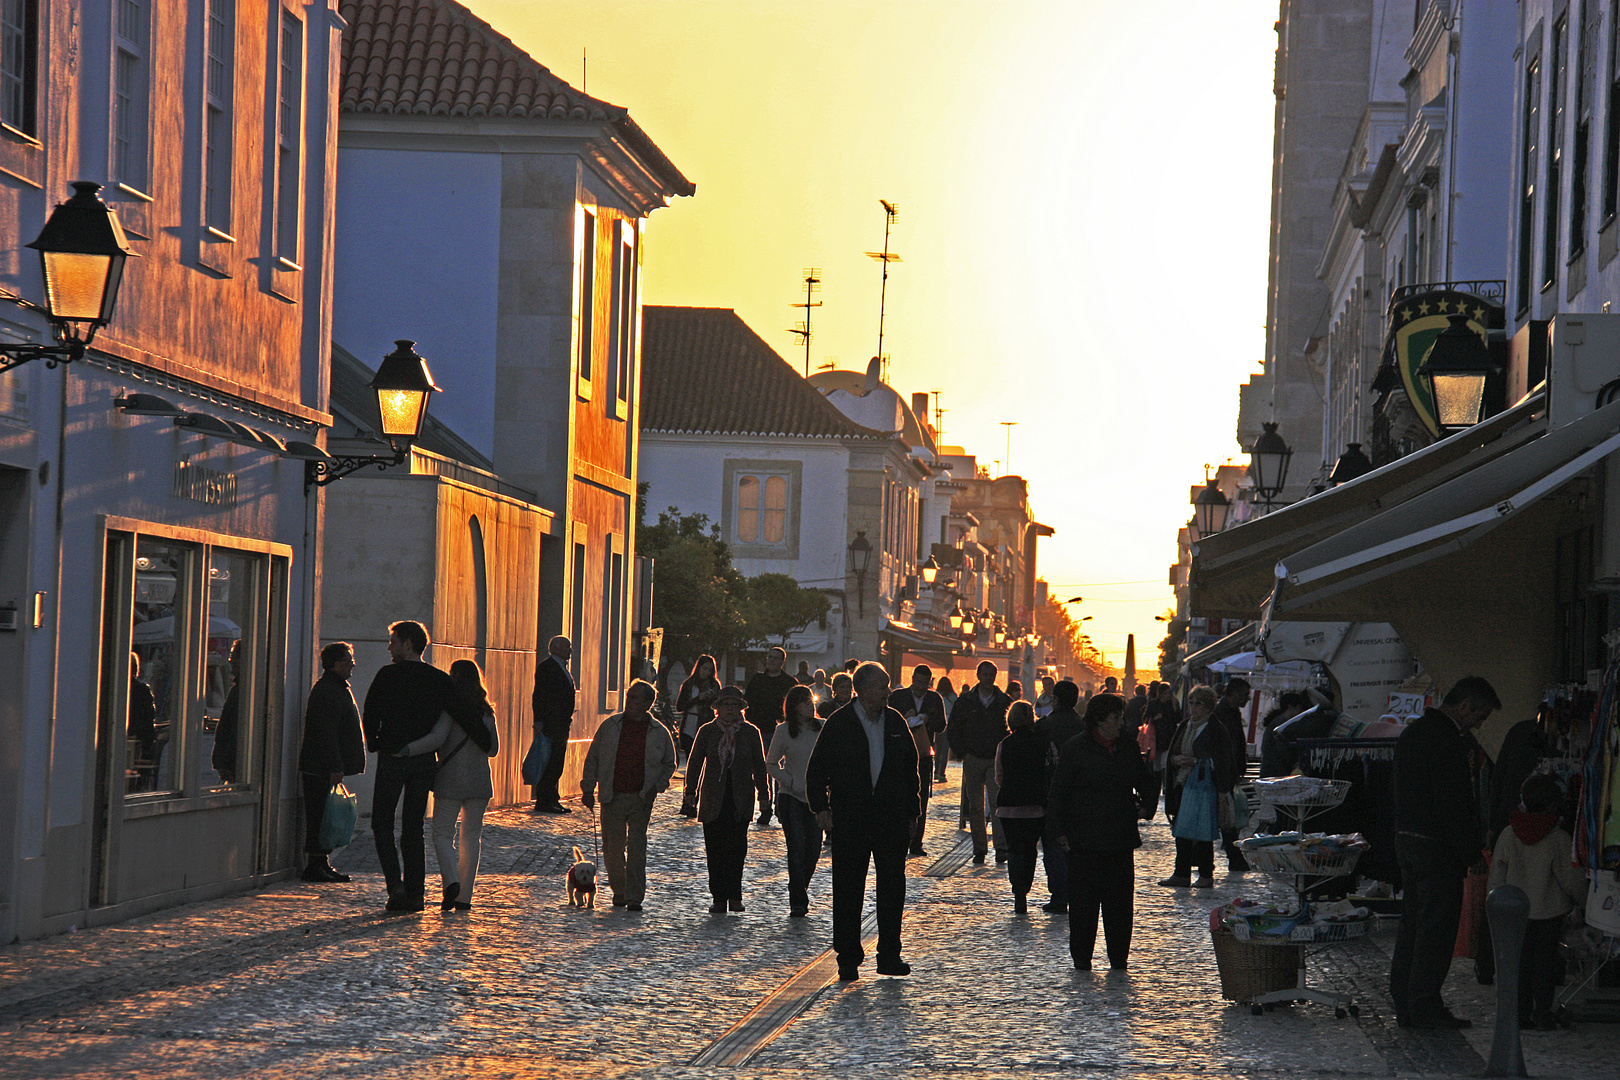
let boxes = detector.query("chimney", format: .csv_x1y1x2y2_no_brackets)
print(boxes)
912,393,932,434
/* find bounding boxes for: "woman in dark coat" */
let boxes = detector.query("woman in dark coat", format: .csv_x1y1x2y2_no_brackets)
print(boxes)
1047,692,1154,970
1161,685,1237,888
683,685,770,913
994,700,1049,915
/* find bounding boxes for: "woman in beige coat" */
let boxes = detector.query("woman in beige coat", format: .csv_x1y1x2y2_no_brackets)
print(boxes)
683,685,770,913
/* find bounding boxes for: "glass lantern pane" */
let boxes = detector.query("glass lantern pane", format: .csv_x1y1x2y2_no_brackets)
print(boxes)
1433,374,1486,428
41,251,110,321
375,388,426,438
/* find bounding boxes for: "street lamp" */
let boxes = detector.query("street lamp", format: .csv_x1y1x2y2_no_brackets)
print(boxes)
1328,442,1374,485
1248,422,1293,507
1,182,138,372
948,600,964,630
919,555,940,585
1417,313,1494,431
306,340,441,487
1192,478,1231,535
848,530,873,618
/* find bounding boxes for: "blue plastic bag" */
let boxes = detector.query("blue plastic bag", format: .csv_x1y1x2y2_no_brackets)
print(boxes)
521,731,552,785
1171,761,1222,842
318,783,358,850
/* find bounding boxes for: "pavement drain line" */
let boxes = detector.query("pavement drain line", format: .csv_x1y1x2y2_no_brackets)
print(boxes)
921,833,977,878
688,912,880,1067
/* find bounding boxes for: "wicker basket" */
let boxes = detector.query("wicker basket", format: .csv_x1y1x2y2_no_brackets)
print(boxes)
1211,927,1302,1002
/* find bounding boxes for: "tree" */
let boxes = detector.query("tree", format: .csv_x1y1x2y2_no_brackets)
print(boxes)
741,572,830,647
1157,614,1187,682
1036,593,1100,683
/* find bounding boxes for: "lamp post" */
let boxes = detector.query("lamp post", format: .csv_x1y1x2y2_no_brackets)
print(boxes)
1417,313,1494,432
920,555,940,585
306,340,441,487
1248,422,1293,510
848,530,873,619
1,182,138,372
1328,443,1374,485
1192,477,1231,535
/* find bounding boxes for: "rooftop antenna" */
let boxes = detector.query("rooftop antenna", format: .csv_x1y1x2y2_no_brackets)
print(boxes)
582,47,587,94
865,200,901,384
931,388,945,442
787,268,822,376
816,355,839,372
1000,421,1018,475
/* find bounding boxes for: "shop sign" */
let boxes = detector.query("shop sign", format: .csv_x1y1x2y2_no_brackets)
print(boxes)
174,456,237,508
1383,288,1501,438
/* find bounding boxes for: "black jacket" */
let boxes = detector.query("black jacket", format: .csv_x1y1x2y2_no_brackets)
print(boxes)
1395,707,1483,866
128,677,157,744
1122,694,1149,736
1034,706,1084,760
745,671,798,735
947,685,1012,759
363,660,462,755
1145,698,1181,752
995,727,1050,809
890,686,947,734
806,701,921,827
1048,730,1155,852
1212,700,1249,777
299,672,367,776
1487,718,1547,837
532,654,577,733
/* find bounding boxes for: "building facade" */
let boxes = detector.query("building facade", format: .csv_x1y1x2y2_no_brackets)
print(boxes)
1,0,343,941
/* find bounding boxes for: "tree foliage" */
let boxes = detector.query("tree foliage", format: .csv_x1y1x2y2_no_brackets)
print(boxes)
741,572,830,648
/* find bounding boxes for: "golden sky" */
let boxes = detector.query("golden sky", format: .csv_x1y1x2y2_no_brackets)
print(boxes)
473,0,1278,667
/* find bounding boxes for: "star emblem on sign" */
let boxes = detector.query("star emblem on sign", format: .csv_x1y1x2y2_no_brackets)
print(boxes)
1417,301,1431,314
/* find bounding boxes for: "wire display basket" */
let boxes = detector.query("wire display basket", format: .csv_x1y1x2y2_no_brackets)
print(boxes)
1252,777,1352,809
1242,845,1364,877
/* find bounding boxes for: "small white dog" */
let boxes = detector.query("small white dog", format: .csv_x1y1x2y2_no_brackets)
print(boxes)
566,844,598,909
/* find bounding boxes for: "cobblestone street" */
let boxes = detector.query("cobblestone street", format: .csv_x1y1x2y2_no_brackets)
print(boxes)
1,767,1613,1080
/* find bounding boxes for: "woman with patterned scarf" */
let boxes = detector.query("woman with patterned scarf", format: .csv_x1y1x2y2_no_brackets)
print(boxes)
683,685,771,913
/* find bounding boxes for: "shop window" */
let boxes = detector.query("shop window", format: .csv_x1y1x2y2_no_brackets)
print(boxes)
0,0,37,137
101,526,284,802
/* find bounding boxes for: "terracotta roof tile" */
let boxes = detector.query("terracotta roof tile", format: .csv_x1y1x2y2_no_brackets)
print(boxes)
641,307,891,441
339,0,616,122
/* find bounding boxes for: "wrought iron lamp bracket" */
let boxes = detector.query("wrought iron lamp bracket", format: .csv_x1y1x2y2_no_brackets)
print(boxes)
304,449,407,490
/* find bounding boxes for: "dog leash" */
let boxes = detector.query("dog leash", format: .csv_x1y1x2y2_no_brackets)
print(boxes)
590,802,601,866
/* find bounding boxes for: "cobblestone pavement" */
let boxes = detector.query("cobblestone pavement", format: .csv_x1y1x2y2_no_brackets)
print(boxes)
1,765,1614,1079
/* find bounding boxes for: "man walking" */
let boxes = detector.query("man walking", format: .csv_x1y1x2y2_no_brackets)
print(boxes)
362,621,463,912
745,646,798,826
1033,679,1085,912
580,680,677,911
532,636,576,814
1213,678,1253,872
1389,676,1499,1029
808,662,920,981
947,661,1012,865
298,641,367,883
890,664,946,857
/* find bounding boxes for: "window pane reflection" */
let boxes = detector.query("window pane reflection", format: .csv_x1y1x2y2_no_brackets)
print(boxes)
203,550,255,788
130,538,189,794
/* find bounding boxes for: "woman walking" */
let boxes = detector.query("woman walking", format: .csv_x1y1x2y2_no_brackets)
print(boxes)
934,677,957,782
765,685,824,917
994,700,1049,915
398,659,499,911
1160,686,1237,889
675,655,721,777
1048,692,1155,969
683,685,770,913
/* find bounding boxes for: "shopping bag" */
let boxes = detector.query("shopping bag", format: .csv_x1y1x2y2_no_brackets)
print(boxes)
521,731,552,785
318,783,358,850
1172,761,1222,842
1232,785,1251,830
1454,860,1490,958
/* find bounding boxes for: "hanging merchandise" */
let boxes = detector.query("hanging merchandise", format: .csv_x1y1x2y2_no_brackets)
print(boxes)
1576,661,1620,872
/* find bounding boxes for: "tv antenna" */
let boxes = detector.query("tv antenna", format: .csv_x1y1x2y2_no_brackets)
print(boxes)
932,389,945,442
865,200,901,384
1001,421,1017,475
787,268,822,376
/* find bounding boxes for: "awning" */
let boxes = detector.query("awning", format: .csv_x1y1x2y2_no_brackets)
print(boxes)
880,622,961,670
1190,391,1546,620
1182,621,1257,669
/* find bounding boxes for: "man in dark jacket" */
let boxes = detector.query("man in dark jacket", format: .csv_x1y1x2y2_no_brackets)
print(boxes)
298,642,367,882
1389,676,1499,1029
745,647,799,825
363,620,464,912
531,636,576,814
1213,678,1252,872
890,665,945,857
947,661,1012,865
808,662,920,982
1033,679,1086,912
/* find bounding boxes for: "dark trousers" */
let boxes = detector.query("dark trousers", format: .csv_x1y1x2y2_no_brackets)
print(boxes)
910,768,931,850
1173,837,1214,878
1070,848,1135,967
372,753,436,897
830,818,909,968
1001,816,1044,896
702,813,750,902
777,794,822,909
533,723,570,806
301,771,333,856
1520,916,1564,1021
1222,826,1248,869
1390,838,1466,1022
1043,836,1068,905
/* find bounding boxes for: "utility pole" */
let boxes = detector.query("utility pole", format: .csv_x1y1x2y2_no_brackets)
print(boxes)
865,200,901,384
1000,421,1017,476
787,268,822,377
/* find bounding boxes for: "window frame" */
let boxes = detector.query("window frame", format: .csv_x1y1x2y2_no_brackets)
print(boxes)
273,8,304,268
1544,11,1568,293
1570,4,1595,259
111,0,151,196
607,219,637,419
202,0,236,242
722,459,803,560
0,0,38,139
1604,0,1620,227
601,532,625,706
576,207,597,401
1518,37,1544,315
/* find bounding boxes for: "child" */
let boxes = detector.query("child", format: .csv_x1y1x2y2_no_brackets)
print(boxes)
1488,773,1586,1030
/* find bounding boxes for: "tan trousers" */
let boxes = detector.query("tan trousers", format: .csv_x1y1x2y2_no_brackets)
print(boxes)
600,791,655,904
961,753,1005,856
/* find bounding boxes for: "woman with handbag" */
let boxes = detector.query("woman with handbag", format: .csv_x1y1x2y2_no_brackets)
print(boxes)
993,700,1049,915
683,685,770,913
675,655,721,775
397,659,499,911
1160,685,1235,889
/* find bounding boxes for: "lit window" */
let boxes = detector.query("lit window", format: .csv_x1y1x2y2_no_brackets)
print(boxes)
764,475,786,543
737,475,760,543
